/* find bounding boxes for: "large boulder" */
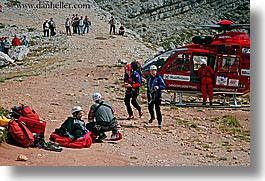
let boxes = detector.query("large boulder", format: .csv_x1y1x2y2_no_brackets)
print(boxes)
0,51,15,66
9,45,29,61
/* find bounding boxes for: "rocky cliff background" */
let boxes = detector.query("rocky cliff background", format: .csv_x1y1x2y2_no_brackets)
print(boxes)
95,0,250,48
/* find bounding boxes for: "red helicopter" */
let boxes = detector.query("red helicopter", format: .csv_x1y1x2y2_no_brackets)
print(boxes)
142,20,250,107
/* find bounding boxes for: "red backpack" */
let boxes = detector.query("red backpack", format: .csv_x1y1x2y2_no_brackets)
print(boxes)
8,119,34,147
11,105,46,137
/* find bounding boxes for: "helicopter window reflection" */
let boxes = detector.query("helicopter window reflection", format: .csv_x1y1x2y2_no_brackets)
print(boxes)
221,57,238,72
167,53,190,72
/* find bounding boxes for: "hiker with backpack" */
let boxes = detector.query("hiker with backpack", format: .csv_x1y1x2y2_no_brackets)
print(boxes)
123,63,143,120
86,93,122,142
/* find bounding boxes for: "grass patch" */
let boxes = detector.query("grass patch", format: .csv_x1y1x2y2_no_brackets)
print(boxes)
220,114,250,142
0,107,10,117
222,115,241,127
218,157,228,161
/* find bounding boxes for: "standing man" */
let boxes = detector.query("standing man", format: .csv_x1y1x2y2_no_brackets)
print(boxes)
48,18,56,36
198,57,214,105
123,63,143,120
86,93,122,142
11,34,21,46
147,65,166,128
2,37,11,55
78,16,84,36
109,16,116,35
43,19,49,37
21,35,29,47
65,17,72,36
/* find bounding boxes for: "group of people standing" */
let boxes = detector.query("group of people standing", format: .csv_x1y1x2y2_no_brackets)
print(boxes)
67,14,92,36
0,35,29,55
43,18,56,37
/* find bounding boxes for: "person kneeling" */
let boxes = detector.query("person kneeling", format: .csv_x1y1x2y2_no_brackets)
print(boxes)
86,92,122,143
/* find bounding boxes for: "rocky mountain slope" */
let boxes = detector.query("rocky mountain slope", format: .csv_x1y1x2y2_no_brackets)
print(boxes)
95,0,250,47
0,0,250,166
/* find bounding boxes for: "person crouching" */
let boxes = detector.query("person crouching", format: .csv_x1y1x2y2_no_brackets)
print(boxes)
86,93,122,142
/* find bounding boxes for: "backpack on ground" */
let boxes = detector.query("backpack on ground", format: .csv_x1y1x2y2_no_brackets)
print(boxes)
11,105,46,138
8,119,34,147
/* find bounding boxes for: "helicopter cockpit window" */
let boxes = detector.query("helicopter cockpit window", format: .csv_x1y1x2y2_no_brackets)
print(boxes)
166,53,190,72
221,57,238,72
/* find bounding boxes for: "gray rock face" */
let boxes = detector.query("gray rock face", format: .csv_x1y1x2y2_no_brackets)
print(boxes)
95,0,250,47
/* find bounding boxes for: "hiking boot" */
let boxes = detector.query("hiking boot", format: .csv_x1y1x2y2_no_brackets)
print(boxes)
95,133,107,143
139,110,143,117
127,115,134,120
110,133,122,141
202,102,206,105
148,117,155,123
45,143,63,152
210,101,213,106
158,124,162,129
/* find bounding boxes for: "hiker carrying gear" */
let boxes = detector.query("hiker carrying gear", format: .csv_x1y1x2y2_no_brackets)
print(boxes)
147,65,166,128
52,106,88,140
86,93,122,142
123,64,143,120
198,57,214,105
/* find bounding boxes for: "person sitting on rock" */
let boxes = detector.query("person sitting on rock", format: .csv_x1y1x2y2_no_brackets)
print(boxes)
86,92,122,142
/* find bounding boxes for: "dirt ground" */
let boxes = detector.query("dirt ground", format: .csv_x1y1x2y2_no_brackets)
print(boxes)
0,3,250,166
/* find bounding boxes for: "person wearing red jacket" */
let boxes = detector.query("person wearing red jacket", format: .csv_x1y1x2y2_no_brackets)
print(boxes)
11,35,21,46
198,58,214,105
123,63,143,119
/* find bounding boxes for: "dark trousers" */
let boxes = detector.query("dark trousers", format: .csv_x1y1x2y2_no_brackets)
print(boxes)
3,48,9,55
66,26,71,36
86,121,118,136
50,28,56,36
124,92,141,116
148,95,162,124
109,24,115,35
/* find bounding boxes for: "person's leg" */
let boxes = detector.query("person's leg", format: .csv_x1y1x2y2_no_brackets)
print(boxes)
154,98,162,127
124,94,133,118
207,83,213,105
148,96,155,123
131,92,142,115
201,84,207,104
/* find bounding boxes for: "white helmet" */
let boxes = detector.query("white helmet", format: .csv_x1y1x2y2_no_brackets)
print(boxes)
200,58,207,65
150,65,157,71
92,92,102,102
72,106,82,114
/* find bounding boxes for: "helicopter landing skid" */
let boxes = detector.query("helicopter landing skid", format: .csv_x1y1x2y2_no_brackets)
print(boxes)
163,91,250,109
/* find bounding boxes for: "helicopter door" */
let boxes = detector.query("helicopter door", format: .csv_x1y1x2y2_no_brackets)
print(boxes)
190,54,216,84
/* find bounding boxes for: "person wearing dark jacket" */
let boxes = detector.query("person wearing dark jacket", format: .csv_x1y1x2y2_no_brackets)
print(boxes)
86,93,122,142
123,63,143,120
147,65,166,128
54,106,88,140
